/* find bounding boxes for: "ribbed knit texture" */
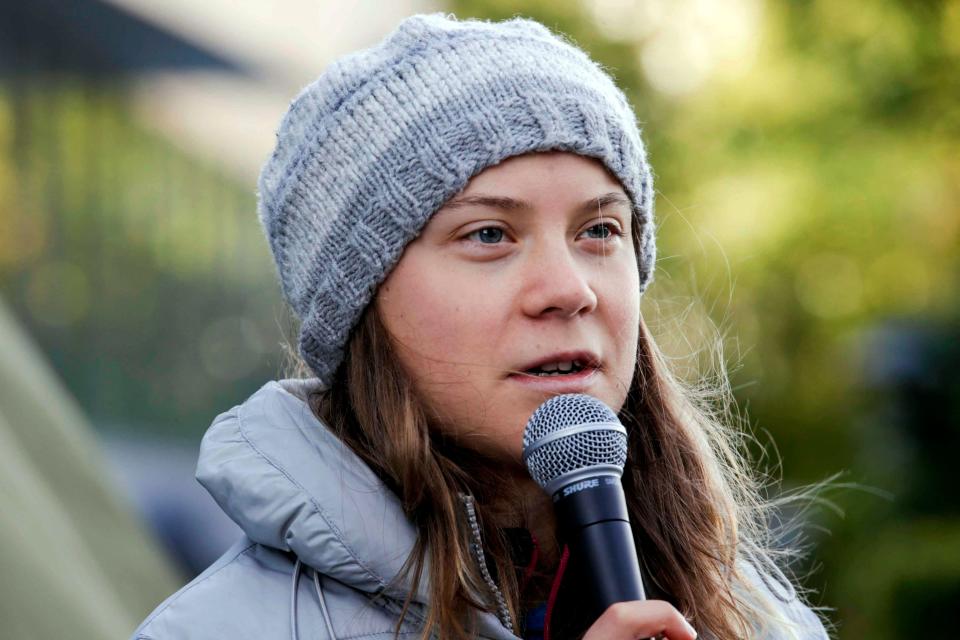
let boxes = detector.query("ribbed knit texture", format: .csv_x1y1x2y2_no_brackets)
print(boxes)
258,13,656,388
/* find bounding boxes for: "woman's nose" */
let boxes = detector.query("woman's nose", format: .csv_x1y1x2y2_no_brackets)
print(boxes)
519,242,599,319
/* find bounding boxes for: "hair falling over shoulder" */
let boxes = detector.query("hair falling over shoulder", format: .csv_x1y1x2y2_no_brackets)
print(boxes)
308,307,822,640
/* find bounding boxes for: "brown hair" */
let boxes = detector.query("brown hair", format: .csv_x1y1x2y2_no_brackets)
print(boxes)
308,305,823,639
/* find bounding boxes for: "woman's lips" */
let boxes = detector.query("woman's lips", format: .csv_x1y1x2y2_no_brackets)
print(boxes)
506,365,601,393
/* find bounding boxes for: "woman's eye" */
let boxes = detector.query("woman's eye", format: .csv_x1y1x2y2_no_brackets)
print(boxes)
582,223,618,239
467,227,505,244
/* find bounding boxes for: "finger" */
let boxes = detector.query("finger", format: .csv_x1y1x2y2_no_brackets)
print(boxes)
584,600,697,640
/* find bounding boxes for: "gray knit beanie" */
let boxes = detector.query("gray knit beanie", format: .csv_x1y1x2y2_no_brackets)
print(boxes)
258,13,655,389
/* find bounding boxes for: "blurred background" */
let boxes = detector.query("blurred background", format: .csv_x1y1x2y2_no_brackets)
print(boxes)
1,0,957,637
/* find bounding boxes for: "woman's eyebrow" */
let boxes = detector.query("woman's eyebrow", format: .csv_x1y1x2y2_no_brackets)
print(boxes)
439,194,531,212
438,192,631,214
587,192,632,213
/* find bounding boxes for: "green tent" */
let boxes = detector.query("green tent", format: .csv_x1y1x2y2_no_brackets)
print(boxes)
0,298,180,639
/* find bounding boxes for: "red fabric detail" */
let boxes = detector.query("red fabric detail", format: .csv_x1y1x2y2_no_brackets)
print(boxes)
521,532,540,592
543,544,570,640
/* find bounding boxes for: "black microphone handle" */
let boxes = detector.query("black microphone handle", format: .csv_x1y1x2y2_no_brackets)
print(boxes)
553,477,646,615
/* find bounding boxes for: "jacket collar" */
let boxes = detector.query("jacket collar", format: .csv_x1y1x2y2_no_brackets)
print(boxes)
197,380,421,598
196,380,517,639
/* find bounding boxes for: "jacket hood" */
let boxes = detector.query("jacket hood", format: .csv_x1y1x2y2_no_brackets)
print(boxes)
196,379,422,600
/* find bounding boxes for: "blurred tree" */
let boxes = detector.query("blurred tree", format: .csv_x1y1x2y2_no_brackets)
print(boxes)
0,81,287,438
0,0,287,438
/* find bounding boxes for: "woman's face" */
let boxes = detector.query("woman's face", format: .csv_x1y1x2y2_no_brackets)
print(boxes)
376,152,641,465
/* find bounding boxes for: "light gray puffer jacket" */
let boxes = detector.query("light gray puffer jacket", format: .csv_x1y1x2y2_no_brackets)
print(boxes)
132,380,829,640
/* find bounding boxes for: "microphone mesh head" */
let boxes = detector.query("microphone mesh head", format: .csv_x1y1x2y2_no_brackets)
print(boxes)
522,394,627,491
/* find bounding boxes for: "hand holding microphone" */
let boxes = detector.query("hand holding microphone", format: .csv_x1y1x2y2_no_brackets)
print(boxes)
583,600,697,640
523,394,697,640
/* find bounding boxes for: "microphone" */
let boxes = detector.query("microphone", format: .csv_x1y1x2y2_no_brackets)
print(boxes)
522,393,646,617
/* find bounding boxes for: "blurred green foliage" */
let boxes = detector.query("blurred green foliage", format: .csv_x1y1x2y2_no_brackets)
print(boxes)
0,79,286,435
1,0,958,637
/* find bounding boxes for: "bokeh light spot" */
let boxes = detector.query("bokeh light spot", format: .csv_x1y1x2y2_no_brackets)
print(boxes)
794,253,864,318
198,315,264,381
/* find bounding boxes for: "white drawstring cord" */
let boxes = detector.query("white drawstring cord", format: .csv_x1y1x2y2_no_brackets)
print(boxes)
313,569,338,639
291,556,339,640
291,558,303,640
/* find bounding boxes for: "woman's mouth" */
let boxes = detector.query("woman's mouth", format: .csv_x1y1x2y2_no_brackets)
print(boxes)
508,351,602,391
523,359,587,376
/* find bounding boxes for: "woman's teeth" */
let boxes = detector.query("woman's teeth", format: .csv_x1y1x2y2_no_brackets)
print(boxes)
528,360,585,376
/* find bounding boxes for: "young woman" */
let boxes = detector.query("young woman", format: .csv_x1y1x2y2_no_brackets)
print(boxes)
133,13,829,640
